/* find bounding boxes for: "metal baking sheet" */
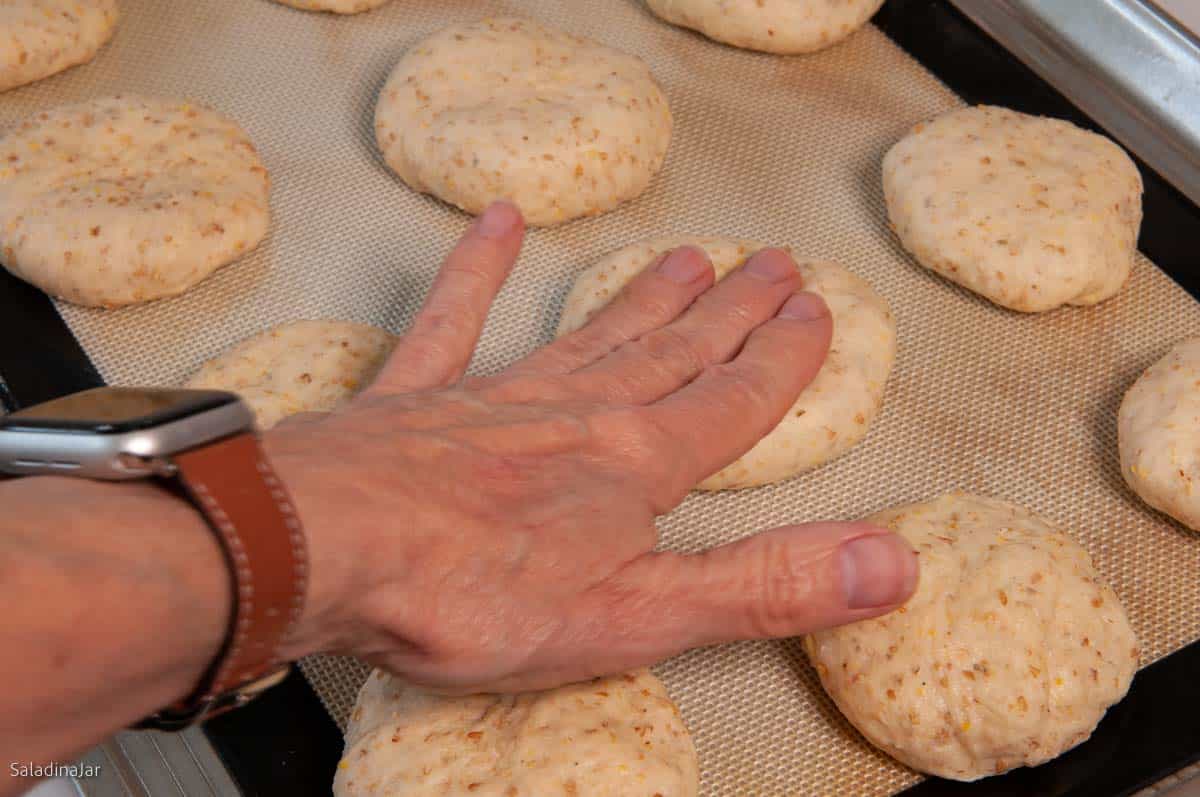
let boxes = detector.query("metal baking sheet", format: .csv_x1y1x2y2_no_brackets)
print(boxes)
948,0,1200,208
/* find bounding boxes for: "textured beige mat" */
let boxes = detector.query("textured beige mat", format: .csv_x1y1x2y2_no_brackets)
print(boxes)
2,1,1198,794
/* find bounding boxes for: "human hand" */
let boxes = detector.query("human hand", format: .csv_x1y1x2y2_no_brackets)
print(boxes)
268,201,918,693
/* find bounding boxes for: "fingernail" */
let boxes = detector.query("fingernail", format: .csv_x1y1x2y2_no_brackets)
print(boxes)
778,291,829,321
475,201,522,238
656,246,709,284
840,533,919,610
744,248,798,282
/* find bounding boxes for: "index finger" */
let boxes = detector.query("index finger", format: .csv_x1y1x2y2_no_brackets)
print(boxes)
371,201,524,394
641,291,832,488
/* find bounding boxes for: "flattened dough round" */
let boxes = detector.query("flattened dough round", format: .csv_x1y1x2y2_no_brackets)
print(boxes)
375,18,671,227
883,105,1142,312
646,0,884,54
270,0,390,13
1119,337,1200,531
558,236,895,490
805,494,1139,781
185,320,395,430
335,668,698,797
0,95,270,307
0,0,118,92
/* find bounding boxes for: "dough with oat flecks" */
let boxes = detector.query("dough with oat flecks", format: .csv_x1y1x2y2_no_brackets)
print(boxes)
185,320,395,430
375,17,671,227
883,105,1142,312
0,95,270,307
646,0,884,54
805,494,1139,781
334,668,698,797
0,0,119,92
1119,336,1200,531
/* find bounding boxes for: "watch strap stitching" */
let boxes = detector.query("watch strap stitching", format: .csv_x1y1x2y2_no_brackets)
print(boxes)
171,433,308,708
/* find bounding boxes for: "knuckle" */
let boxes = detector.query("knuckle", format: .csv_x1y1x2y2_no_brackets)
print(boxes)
412,307,478,346
622,283,681,325
590,411,694,510
441,258,494,291
583,373,642,405
400,335,460,374
464,453,542,497
708,363,775,415
595,409,666,467
720,299,760,329
744,539,814,638
554,329,603,363
635,327,710,376
478,374,566,404
624,418,685,490
460,374,492,390
694,288,759,328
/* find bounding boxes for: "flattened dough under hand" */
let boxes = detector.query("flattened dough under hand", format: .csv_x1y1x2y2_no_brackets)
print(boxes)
558,236,896,490
1119,337,1200,531
0,95,270,307
335,669,698,797
883,105,1142,312
185,320,395,430
375,18,671,227
806,494,1138,781
646,0,884,54
0,0,118,92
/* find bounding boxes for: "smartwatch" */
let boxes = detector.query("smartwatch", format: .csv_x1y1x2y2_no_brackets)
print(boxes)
0,386,308,729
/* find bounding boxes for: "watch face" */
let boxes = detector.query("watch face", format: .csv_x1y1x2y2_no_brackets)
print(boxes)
1,388,241,434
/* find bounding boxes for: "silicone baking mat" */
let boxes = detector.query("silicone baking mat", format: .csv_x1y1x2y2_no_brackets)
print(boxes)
2,1,1197,794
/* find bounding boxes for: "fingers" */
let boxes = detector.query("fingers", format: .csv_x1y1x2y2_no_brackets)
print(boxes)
506,246,714,377
372,201,524,393
592,523,919,656
638,290,832,487
567,248,803,404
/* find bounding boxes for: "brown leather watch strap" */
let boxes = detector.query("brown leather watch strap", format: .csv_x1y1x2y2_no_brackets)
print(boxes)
171,432,307,706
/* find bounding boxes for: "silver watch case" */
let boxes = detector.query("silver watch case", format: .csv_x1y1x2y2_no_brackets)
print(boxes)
0,391,254,481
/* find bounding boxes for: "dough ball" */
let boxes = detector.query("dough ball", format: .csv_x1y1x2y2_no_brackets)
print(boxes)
0,95,270,307
335,668,698,797
883,105,1142,312
185,320,395,430
269,0,390,13
805,494,1139,781
557,236,896,489
646,0,884,54
1119,337,1200,530
375,18,671,227
0,0,118,92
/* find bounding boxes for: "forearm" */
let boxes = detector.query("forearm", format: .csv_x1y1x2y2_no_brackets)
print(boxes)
0,475,228,795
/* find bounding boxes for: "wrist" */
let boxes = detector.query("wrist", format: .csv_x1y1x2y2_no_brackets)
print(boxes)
263,424,370,661
0,475,230,732
126,480,233,690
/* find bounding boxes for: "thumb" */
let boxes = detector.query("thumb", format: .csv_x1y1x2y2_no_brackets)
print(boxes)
597,522,918,655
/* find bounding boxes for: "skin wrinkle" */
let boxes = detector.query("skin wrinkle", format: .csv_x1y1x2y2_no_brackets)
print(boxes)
751,535,821,640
